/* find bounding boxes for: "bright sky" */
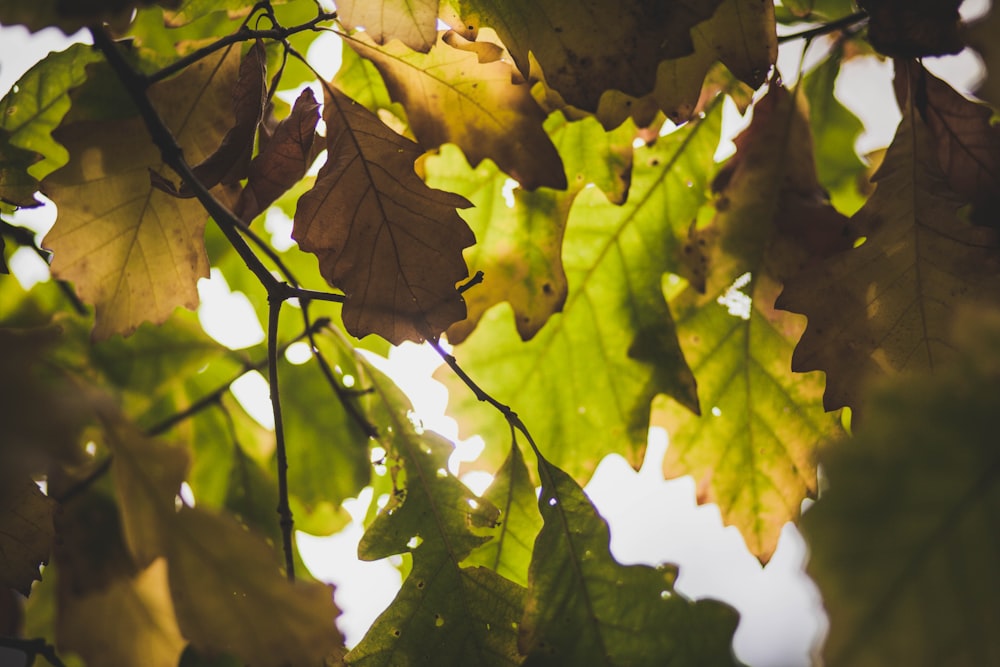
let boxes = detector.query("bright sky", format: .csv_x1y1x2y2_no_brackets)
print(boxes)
0,3,990,664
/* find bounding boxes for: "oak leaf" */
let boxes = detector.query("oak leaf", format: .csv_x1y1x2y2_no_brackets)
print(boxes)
293,85,475,344
777,72,1000,413
42,45,244,339
337,0,439,52
350,32,566,191
0,477,55,596
857,0,963,58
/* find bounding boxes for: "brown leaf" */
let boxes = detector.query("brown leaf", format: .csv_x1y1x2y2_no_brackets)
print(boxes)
0,478,55,596
233,87,321,222
857,0,964,58
351,32,566,191
294,85,474,344
895,61,1000,224
337,0,439,52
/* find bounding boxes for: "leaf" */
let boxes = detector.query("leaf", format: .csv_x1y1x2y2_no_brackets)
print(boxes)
41,45,244,339
233,87,320,222
439,107,721,483
454,0,725,112
656,85,847,562
520,452,743,666
462,438,542,587
337,0,439,52
0,477,55,596
0,43,103,181
801,307,1000,667
0,0,146,34
424,113,632,342
293,84,475,344
856,0,963,58
0,134,43,207
776,71,1000,413
57,559,187,667
166,506,346,667
346,360,523,666
351,32,566,191
896,62,1000,222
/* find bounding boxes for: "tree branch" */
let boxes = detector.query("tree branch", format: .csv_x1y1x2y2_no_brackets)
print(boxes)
777,11,869,44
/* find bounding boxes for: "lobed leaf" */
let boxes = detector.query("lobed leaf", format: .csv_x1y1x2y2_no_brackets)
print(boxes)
520,452,743,666
0,477,55,596
293,84,475,344
802,308,1000,667
338,0,439,52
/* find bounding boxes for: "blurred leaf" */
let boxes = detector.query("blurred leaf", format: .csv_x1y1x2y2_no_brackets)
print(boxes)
440,106,721,483
0,477,55,596
352,32,566,191
657,85,847,562
802,308,1000,667
520,452,743,665
777,70,1000,413
163,0,263,26
42,45,243,339
0,0,149,34
966,6,1000,109
454,0,724,112
347,359,523,666
333,39,406,121
178,645,244,667
463,438,542,588
338,0,439,52
0,43,103,181
166,506,346,667
857,0,963,58
293,85,474,344
0,135,43,207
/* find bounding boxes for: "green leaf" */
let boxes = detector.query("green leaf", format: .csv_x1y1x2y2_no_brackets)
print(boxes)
0,43,103,181
0,477,55,596
0,133,43,207
777,73,1000,413
350,32,566,191
440,106,721,483
656,85,847,562
520,452,743,666
453,0,724,112
347,357,524,666
802,307,1000,667
462,437,542,588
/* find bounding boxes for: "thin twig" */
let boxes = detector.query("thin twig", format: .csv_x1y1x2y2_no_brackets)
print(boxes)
777,11,868,44
267,295,296,580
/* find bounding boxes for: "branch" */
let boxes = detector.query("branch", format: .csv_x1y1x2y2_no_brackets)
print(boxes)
777,11,869,44
267,295,295,580
0,637,68,667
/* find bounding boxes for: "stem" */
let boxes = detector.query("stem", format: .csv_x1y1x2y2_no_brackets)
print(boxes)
777,11,869,44
268,296,296,581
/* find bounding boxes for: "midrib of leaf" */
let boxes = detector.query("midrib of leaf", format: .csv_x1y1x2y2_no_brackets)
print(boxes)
832,457,1000,666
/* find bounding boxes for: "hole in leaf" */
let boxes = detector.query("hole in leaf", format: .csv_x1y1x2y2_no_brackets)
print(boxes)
548,497,557,506
406,536,422,549
434,614,445,627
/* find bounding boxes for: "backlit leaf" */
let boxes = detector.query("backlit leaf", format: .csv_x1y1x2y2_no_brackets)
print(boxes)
0,477,55,596
656,85,847,562
440,107,721,483
42,45,244,339
347,357,523,666
857,0,963,58
0,134,43,207
802,308,1000,667
351,32,566,191
454,0,724,112
338,0,439,52
777,68,1000,413
520,452,742,666
293,84,475,344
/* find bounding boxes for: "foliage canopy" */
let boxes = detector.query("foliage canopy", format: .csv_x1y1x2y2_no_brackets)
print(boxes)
1,0,999,665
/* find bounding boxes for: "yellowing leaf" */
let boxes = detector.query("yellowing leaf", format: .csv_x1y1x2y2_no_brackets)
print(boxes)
166,506,346,667
520,453,742,666
57,559,186,667
293,85,475,344
351,32,566,191
347,359,523,666
454,0,724,112
0,477,55,596
802,308,1000,667
440,107,720,483
338,0,439,52
777,74,1000,413
42,45,244,339
657,85,847,562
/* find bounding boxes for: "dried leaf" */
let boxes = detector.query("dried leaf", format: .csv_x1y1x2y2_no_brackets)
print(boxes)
351,33,566,191
777,72,1000,413
293,85,474,344
0,477,55,596
857,0,963,58
233,87,320,222
337,0,439,52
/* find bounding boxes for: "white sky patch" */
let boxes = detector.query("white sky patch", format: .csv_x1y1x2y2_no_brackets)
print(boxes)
230,370,275,430
501,177,517,208
197,268,265,349
717,271,752,320
8,246,50,290
284,341,313,365
264,207,297,251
